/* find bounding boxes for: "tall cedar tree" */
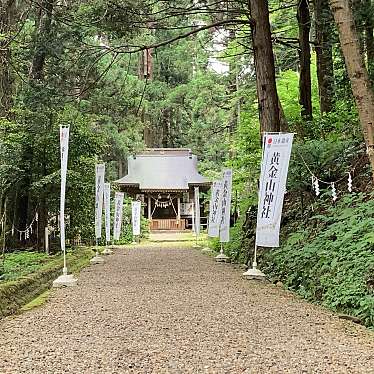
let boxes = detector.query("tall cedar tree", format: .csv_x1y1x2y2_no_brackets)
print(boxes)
330,0,374,180
249,0,281,134
298,0,313,119
0,0,15,118
314,0,335,113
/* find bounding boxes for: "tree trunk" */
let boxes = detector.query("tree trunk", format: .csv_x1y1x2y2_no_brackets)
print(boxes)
298,0,313,118
351,0,364,53
278,98,289,132
249,0,281,134
29,0,54,80
364,0,374,78
27,0,54,249
0,0,15,117
314,0,335,113
330,0,374,181
161,108,171,147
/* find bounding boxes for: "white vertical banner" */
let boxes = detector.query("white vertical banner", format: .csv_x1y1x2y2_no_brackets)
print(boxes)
219,169,233,243
95,164,105,240
208,180,223,237
132,201,141,236
194,186,200,236
113,192,124,241
60,126,69,260
256,133,294,247
104,183,111,243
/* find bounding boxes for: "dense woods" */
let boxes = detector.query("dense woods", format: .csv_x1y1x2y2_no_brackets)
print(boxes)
0,1,373,325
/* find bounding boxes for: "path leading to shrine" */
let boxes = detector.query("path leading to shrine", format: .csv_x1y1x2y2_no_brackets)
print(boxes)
0,245,373,373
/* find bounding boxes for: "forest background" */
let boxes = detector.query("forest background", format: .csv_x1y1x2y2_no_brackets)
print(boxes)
0,1,373,326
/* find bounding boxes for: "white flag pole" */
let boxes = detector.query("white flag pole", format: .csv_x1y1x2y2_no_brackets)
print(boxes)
53,126,77,287
193,186,201,248
102,183,113,255
243,132,294,280
207,180,223,238
131,201,141,245
91,163,105,264
61,127,68,275
203,181,223,253
113,192,124,244
215,169,232,263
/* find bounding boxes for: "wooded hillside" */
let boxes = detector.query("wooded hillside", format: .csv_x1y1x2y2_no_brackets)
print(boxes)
0,0,373,325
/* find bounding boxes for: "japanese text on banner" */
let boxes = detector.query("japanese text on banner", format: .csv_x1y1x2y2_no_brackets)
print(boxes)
95,164,105,239
219,169,232,243
256,133,294,247
104,183,111,243
113,192,124,241
194,186,200,236
132,201,141,236
208,180,223,237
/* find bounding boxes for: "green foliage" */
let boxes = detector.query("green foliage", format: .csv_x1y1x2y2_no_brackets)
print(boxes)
261,193,374,327
0,247,92,317
0,251,50,281
111,198,150,245
287,139,362,193
277,56,319,125
1,0,374,330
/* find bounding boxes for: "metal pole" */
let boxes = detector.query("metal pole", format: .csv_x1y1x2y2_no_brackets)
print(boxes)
2,201,6,267
62,220,67,275
253,245,258,269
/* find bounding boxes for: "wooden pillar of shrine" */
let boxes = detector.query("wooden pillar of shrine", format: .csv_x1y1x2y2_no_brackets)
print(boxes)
148,194,152,219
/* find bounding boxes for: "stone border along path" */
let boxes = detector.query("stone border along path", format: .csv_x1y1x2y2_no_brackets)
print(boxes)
0,245,373,374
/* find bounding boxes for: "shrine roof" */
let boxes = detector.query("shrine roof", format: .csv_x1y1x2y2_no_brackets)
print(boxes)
114,148,210,191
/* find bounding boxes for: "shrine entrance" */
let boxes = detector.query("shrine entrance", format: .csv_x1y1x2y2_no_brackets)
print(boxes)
114,148,211,232
146,193,186,231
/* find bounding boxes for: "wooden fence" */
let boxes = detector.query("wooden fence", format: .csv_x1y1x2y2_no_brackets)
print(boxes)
149,219,186,231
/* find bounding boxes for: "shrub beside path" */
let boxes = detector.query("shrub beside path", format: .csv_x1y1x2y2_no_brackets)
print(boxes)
0,245,373,373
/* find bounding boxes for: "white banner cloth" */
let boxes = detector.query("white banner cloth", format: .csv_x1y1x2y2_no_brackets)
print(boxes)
256,133,294,247
113,192,124,241
208,180,223,237
95,164,105,239
219,169,233,243
194,186,200,235
59,126,69,253
104,183,111,243
132,201,141,236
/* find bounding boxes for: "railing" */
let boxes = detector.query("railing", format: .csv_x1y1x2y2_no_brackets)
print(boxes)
150,219,186,231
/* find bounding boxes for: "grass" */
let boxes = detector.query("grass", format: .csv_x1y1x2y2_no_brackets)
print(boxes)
0,247,93,318
117,237,211,249
0,251,54,281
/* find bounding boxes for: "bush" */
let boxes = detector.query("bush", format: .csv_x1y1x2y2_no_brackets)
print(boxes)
261,193,374,328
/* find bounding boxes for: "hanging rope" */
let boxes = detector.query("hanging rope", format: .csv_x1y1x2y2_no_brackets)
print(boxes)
296,151,366,201
4,211,39,240
297,151,365,184
151,195,178,216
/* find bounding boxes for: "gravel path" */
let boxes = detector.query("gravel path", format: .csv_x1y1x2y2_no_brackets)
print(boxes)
0,245,373,374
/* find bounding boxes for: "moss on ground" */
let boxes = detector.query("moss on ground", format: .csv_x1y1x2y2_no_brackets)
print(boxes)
20,290,51,312
0,247,92,318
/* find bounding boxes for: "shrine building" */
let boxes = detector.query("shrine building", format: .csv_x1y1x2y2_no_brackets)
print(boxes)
114,148,211,231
